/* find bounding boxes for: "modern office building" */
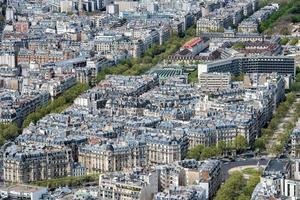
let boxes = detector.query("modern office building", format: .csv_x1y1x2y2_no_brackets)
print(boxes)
198,56,295,78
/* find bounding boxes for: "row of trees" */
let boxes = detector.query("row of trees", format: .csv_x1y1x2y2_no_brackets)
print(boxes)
253,92,296,154
33,173,99,188
0,26,197,146
290,70,300,91
269,69,300,154
22,83,90,128
255,68,300,155
259,0,297,33
187,135,248,160
0,123,20,146
290,1,300,23
270,97,300,155
291,16,300,23
96,27,196,82
0,83,89,146
267,69,300,155
215,171,260,200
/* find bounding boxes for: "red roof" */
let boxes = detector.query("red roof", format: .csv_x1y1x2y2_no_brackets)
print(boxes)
183,38,203,49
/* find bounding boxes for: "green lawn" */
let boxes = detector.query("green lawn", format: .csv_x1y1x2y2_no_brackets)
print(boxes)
241,167,261,176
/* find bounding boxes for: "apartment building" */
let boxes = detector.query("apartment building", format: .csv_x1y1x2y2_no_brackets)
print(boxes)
238,20,258,33
0,50,16,68
198,72,231,92
154,185,206,200
197,16,231,33
98,169,159,200
17,49,73,65
0,90,49,124
3,143,73,183
144,133,188,166
78,140,146,173
291,123,300,159
253,159,300,200
155,159,222,199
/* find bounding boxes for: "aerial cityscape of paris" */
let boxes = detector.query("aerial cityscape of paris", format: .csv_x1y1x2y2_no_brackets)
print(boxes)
0,0,299,199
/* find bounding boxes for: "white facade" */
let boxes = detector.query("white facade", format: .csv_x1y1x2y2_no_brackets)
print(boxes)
0,184,47,200
5,7,14,21
106,4,119,15
60,0,73,13
0,52,16,68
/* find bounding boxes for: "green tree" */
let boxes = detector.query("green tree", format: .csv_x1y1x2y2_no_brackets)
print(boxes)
217,141,227,155
261,128,273,136
187,144,204,160
280,27,290,35
201,146,218,159
236,174,260,200
254,137,266,152
291,16,300,23
289,38,299,45
188,69,198,83
280,37,289,45
235,135,248,152
0,123,20,145
231,73,244,81
215,171,246,200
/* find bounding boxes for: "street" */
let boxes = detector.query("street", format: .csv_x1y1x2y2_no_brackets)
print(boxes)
221,158,269,181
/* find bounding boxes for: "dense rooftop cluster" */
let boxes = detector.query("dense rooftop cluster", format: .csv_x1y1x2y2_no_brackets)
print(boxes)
0,0,300,199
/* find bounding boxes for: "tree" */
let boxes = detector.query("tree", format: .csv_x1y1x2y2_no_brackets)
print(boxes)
290,82,300,92
185,25,196,37
254,137,266,152
231,73,244,81
188,70,198,83
261,128,273,136
217,141,227,155
201,146,218,159
289,38,299,45
280,27,290,36
235,135,248,152
187,145,219,160
0,123,20,145
270,144,283,155
187,144,204,160
238,175,260,200
286,92,296,104
22,83,89,128
215,171,246,200
291,16,300,23
280,37,289,45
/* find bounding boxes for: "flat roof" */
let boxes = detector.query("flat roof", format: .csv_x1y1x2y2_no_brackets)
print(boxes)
1,184,47,193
